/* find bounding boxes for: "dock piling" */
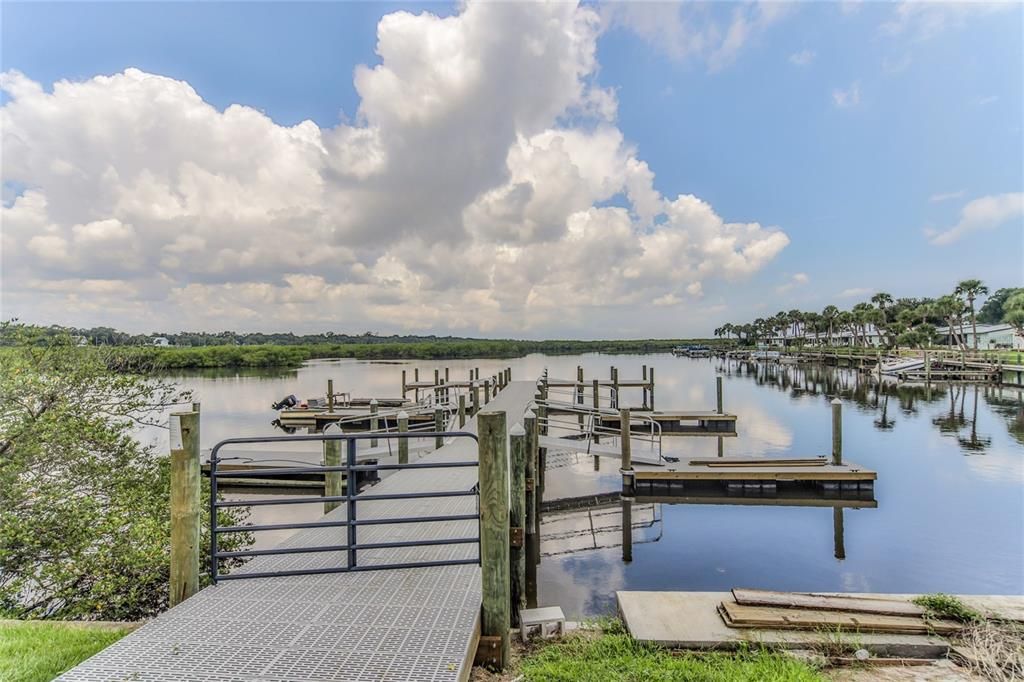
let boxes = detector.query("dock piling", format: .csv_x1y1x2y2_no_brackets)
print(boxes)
716,376,724,414
509,422,527,628
831,398,843,465
323,437,343,514
170,410,200,607
477,411,510,670
369,398,379,447
398,411,409,464
524,410,537,536
620,408,633,495
327,379,335,412
484,379,491,405
434,407,444,449
458,394,467,427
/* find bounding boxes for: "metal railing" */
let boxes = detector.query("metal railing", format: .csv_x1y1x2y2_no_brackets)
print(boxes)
535,400,663,462
208,431,480,582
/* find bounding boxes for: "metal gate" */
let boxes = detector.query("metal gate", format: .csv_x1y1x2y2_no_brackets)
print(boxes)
208,431,480,582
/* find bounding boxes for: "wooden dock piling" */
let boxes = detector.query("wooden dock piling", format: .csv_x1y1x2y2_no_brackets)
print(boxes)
620,408,633,495
716,376,723,414
458,394,467,427
484,379,491,405
398,411,409,464
327,379,335,412
509,422,527,628
434,408,444,449
477,411,510,670
831,398,843,465
369,399,379,447
323,438,343,514
170,410,200,607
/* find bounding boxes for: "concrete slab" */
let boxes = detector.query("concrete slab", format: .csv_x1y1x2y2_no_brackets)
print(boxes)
616,592,951,658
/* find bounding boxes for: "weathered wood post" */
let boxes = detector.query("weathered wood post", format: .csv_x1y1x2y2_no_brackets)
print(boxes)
716,376,724,414
434,407,444,449
509,422,527,628
398,411,409,464
649,367,655,409
434,368,440,390
414,368,420,402
327,379,335,412
831,398,843,465
620,408,633,495
484,379,491,405
473,383,481,416
642,364,648,408
458,394,467,427
369,398,379,448
611,366,619,409
170,410,200,607
324,436,343,514
523,410,537,537
477,410,510,670
876,351,882,383
191,401,201,414
401,370,407,397
924,350,931,383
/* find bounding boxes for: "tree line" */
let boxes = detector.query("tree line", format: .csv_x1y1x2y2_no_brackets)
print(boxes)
713,281,1024,350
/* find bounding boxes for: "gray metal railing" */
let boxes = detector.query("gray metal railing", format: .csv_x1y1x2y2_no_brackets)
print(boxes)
208,431,479,582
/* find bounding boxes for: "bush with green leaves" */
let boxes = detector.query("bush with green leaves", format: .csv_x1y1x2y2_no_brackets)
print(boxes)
0,323,251,620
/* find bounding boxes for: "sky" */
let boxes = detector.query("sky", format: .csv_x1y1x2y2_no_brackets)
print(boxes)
1,1,1022,338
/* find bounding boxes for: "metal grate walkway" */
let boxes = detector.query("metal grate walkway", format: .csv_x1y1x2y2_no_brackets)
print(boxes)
59,381,539,682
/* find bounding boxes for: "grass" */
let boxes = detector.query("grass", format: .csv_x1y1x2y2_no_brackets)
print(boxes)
516,622,824,682
0,620,133,682
911,593,982,623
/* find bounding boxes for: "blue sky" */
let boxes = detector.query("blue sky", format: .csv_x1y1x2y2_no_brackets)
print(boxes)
1,2,1022,336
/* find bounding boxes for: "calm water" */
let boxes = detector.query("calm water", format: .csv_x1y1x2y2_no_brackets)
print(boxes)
148,354,1024,616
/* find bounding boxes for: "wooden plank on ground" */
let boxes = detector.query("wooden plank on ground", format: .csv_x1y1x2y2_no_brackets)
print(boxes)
731,589,925,617
718,602,960,635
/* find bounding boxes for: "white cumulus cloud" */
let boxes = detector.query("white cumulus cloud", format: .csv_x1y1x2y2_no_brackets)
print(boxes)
1,1,789,335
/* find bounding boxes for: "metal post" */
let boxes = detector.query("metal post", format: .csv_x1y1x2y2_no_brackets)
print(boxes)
831,398,843,465
458,394,467,427
170,410,200,607
477,411,510,670
509,422,527,628
716,376,724,414
398,411,409,464
324,437,343,514
346,438,357,568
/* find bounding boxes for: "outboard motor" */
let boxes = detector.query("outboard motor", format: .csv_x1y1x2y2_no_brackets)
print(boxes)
272,394,298,411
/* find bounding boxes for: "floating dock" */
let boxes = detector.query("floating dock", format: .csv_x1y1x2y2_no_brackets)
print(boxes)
629,457,876,495
599,410,737,436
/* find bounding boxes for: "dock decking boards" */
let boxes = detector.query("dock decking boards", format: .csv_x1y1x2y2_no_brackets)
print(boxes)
60,382,540,682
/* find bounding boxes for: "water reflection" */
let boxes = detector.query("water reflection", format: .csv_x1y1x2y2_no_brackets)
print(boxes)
148,353,1023,616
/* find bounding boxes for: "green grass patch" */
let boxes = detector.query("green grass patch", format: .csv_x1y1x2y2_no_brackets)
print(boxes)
912,594,982,623
0,621,132,682
518,628,824,681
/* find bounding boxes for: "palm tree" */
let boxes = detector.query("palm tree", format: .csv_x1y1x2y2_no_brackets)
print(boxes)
934,295,966,349
955,279,988,350
822,305,839,345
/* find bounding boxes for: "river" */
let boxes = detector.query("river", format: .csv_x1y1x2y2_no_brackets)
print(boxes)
148,353,1024,617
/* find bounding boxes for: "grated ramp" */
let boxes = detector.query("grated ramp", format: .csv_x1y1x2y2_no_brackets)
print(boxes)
59,381,539,682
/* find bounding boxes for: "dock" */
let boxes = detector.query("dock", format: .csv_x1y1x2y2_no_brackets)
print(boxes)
60,381,540,682
598,410,737,436
630,458,876,496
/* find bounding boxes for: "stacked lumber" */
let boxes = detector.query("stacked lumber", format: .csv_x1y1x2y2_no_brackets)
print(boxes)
718,589,961,636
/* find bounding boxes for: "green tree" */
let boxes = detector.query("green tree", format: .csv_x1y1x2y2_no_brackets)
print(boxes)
1003,292,1024,341
979,287,1024,324
955,279,988,350
0,324,251,620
